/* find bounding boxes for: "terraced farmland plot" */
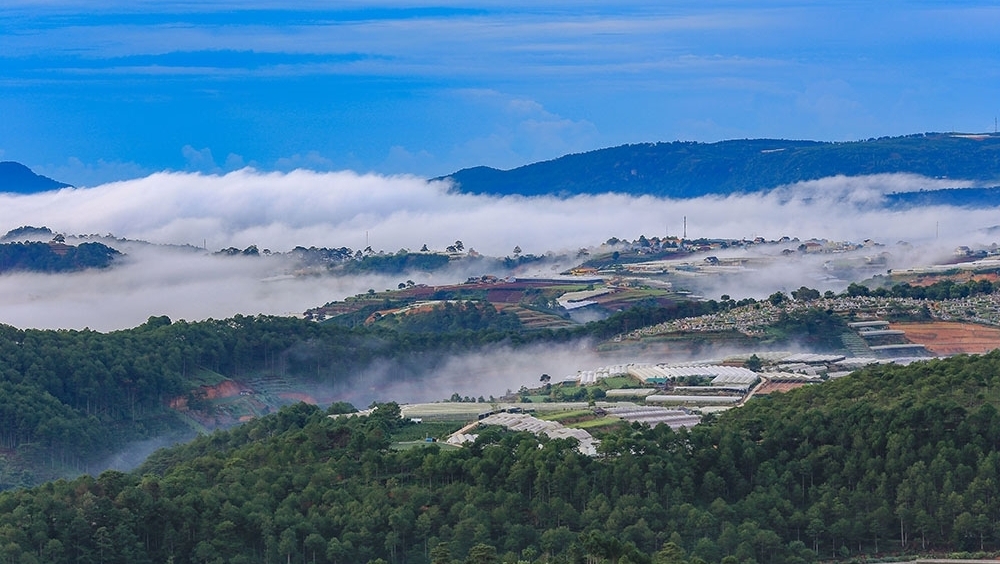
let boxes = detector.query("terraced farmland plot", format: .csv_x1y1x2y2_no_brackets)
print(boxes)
500,305,576,329
890,321,1000,355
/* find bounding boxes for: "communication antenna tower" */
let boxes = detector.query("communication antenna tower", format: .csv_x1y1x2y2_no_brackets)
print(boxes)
683,216,687,239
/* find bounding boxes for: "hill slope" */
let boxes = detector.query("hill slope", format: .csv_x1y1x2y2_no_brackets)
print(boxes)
4,352,1000,563
441,133,1000,198
0,161,72,193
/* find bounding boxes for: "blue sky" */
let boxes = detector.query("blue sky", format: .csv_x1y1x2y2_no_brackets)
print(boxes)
2,1,999,186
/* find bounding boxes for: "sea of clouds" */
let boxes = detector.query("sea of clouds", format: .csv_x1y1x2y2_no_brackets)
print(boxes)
0,169,995,331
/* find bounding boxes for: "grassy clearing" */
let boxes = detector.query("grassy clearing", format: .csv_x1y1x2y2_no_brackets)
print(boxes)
601,376,638,389
569,417,623,429
537,409,594,422
400,403,494,420
400,401,595,420
390,440,462,452
189,368,227,386
391,420,468,442
511,307,577,330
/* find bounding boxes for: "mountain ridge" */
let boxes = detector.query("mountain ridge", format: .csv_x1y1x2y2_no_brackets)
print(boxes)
0,161,72,193
439,132,1000,198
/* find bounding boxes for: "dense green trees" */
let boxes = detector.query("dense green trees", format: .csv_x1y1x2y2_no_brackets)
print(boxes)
341,252,452,274
2,275,1000,559
0,312,539,487
854,277,999,301
764,309,849,351
4,275,991,489
2,272,997,490
577,301,721,341
444,133,1000,199
885,278,998,300
377,301,522,334
2,294,694,486
5,352,1000,562
0,240,120,272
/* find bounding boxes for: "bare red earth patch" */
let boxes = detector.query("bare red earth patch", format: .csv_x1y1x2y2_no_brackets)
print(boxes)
890,321,1000,355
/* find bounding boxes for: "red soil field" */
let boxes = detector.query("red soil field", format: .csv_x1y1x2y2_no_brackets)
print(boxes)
890,321,1000,355
168,380,243,409
485,288,527,303
905,272,1000,287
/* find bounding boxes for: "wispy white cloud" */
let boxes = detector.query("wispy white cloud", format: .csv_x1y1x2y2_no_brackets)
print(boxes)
33,158,150,188
0,5,791,77
4,1,994,180
447,91,599,168
181,145,219,172
360,339,672,406
274,151,338,172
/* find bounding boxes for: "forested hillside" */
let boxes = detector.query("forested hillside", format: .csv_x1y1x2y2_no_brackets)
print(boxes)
3,352,1000,563
0,278,989,488
0,312,520,487
442,133,1000,198
0,298,730,488
0,240,121,273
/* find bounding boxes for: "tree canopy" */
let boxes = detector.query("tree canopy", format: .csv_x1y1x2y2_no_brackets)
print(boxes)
5,351,1000,562
0,240,120,273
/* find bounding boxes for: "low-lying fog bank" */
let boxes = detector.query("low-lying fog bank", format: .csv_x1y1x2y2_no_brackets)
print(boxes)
1,169,997,330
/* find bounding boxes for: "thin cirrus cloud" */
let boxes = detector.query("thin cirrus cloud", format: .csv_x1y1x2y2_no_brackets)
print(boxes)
0,8,788,73
0,3,966,87
4,1,998,186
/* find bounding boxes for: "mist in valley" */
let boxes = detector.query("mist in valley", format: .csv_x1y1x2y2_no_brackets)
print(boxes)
0,242,568,332
0,169,995,332
5,168,1000,474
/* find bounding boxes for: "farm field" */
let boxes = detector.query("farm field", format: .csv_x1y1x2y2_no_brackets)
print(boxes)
399,401,628,420
496,304,576,329
755,381,810,395
890,321,1000,355
307,274,686,328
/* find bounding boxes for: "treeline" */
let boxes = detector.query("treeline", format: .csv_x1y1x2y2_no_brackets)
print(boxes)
212,244,457,274
0,312,539,486
341,252,452,274
576,301,722,340
375,301,523,334
0,240,120,272
443,133,1000,199
218,245,547,276
765,309,850,351
849,278,999,300
5,352,1000,563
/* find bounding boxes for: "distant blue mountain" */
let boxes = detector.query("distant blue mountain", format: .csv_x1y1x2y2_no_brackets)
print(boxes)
0,161,72,193
439,132,1000,199
884,186,1000,209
